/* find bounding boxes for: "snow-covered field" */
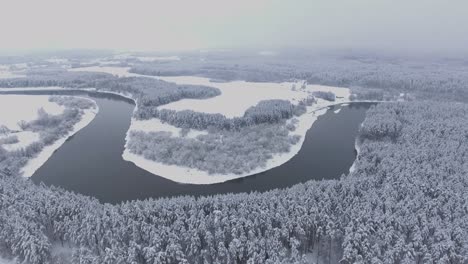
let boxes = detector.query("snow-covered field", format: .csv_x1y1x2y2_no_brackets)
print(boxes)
0,95,65,130
0,94,98,177
158,76,304,118
137,56,181,62
0,65,25,79
159,80,350,117
67,65,353,184
68,66,351,117
0,256,16,264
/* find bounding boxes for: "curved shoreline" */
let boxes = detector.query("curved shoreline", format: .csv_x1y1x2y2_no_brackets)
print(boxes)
0,86,377,185
121,101,351,184
22,105,99,177
0,89,99,178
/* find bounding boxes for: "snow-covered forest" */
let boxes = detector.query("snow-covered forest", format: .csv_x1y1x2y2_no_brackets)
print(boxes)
129,53,468,102
144,99,309,131
0,49,468,264
127,121,300,175
1,101,467,263
2,0,468,261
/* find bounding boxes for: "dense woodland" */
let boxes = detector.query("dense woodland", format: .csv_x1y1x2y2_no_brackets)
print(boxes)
129,52,468,102
0,72,221,117
0,68,314,131
145,99,311,131
0,101,467,264
1,52,468,263
127,122,300,175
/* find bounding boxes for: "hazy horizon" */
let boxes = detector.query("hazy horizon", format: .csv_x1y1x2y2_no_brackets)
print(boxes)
1,0,468,55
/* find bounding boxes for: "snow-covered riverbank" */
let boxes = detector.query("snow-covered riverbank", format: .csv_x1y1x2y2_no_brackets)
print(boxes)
68,65,356,184
21,106,98,177
0,93,98,177
122,104,332,184
122,91,351,184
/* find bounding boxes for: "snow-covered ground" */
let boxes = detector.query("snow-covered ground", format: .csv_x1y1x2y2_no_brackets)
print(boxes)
0,95,65,129
68,66,350,117
2,131,40,151
0,256,17,264
69,66,137,78
67,65,354,184
124,89,351,183
158,76,304,118
123,105,330,184
130,118,207,139
0,70,24,79
45,58,69,64
0,87,98,92
0,94,98,177
137,56,181,62
0,65,25,79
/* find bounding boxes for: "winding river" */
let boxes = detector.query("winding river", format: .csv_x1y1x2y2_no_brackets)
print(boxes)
1,90,374,204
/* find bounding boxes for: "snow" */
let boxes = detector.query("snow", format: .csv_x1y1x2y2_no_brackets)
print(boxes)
130,118,207,139
349,138,361,174
137,56,181,62
123,104,331,184
99,60,122,65
67,66,351,117
159,77,300,118
334,108,341,114
65,66,355,184
0,256,17,264
0,95,64,130
21,101,98,177
258,50,277,56
0,65,25,79
69,66,136,77
158,78,351,118
0,86,68,92
66,68,352,115
45,58,69,64
123,88,351,184
2,131,40,151
0,93,98,177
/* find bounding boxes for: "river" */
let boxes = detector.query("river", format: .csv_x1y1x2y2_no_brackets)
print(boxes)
1,90,374,204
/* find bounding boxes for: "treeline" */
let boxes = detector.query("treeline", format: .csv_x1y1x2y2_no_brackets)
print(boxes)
0,71,315,131
349,87,386,101
130,63,292,83
49,96,96,110
95,77,222,119
127,122,300,175
129,52,468,102
0,70,112,88
311,91,335,101
1,101,467,264
0,72,224,122
138,99,310,131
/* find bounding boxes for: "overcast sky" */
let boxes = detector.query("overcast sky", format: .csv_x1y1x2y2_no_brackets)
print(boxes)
1,0,467,54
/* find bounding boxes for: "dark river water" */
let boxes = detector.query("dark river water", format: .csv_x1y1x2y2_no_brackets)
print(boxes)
1,90,373,204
